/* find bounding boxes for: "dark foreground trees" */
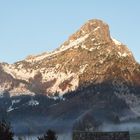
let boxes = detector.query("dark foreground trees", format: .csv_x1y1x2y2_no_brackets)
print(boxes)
0,119,57,140
38,129,57,140
0,120,14,140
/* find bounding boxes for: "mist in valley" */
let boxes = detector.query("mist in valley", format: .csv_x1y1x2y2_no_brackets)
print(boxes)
12,119,140,140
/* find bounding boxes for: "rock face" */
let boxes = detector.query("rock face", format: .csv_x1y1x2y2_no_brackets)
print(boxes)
0,19,140,134
0,19,140,97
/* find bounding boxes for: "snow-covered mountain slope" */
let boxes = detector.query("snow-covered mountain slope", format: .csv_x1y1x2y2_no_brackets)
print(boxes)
0,19,140,97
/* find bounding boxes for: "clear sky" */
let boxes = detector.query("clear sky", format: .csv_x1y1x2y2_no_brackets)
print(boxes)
0,0,140,63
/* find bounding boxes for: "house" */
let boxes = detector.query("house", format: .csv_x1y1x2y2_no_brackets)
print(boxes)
73,131,130,140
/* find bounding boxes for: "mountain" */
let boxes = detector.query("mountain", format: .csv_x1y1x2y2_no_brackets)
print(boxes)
1,19,140,96
0,19,140,134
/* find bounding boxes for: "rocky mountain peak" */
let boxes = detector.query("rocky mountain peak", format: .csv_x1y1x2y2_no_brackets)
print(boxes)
59,19,113,54
65,19,111,45
0,19,140,96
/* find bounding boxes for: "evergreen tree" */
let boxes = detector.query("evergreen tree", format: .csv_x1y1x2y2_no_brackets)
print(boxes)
0,120,14,140
38,129,57,140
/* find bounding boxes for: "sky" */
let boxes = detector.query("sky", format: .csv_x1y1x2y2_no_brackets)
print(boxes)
0,0,140,63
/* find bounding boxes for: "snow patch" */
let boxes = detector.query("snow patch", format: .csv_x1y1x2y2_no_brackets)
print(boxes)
118,52,128,57
81,45,96,52
28,99,39,106
91,38,95,41
79,64,88,73
94,26,100,31
26,34,89,63
60,34,89,51
122,53,128,57
47,71,79,96
89,47,95,51
26,52,49,62
2,64,37,81
12,99,20,104
112,37,122,45
7,106,14,112
81,45,89,50
7,99,21,112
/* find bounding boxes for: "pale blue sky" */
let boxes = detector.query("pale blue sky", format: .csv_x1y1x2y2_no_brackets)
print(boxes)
0,0,140,63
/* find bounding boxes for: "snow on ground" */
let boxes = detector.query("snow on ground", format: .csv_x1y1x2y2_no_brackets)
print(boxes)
46,71,79,96
2,64,37,81
7,98,39,112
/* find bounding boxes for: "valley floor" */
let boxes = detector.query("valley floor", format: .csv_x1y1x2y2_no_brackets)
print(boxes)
14,132,140,140
14,133,72,140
